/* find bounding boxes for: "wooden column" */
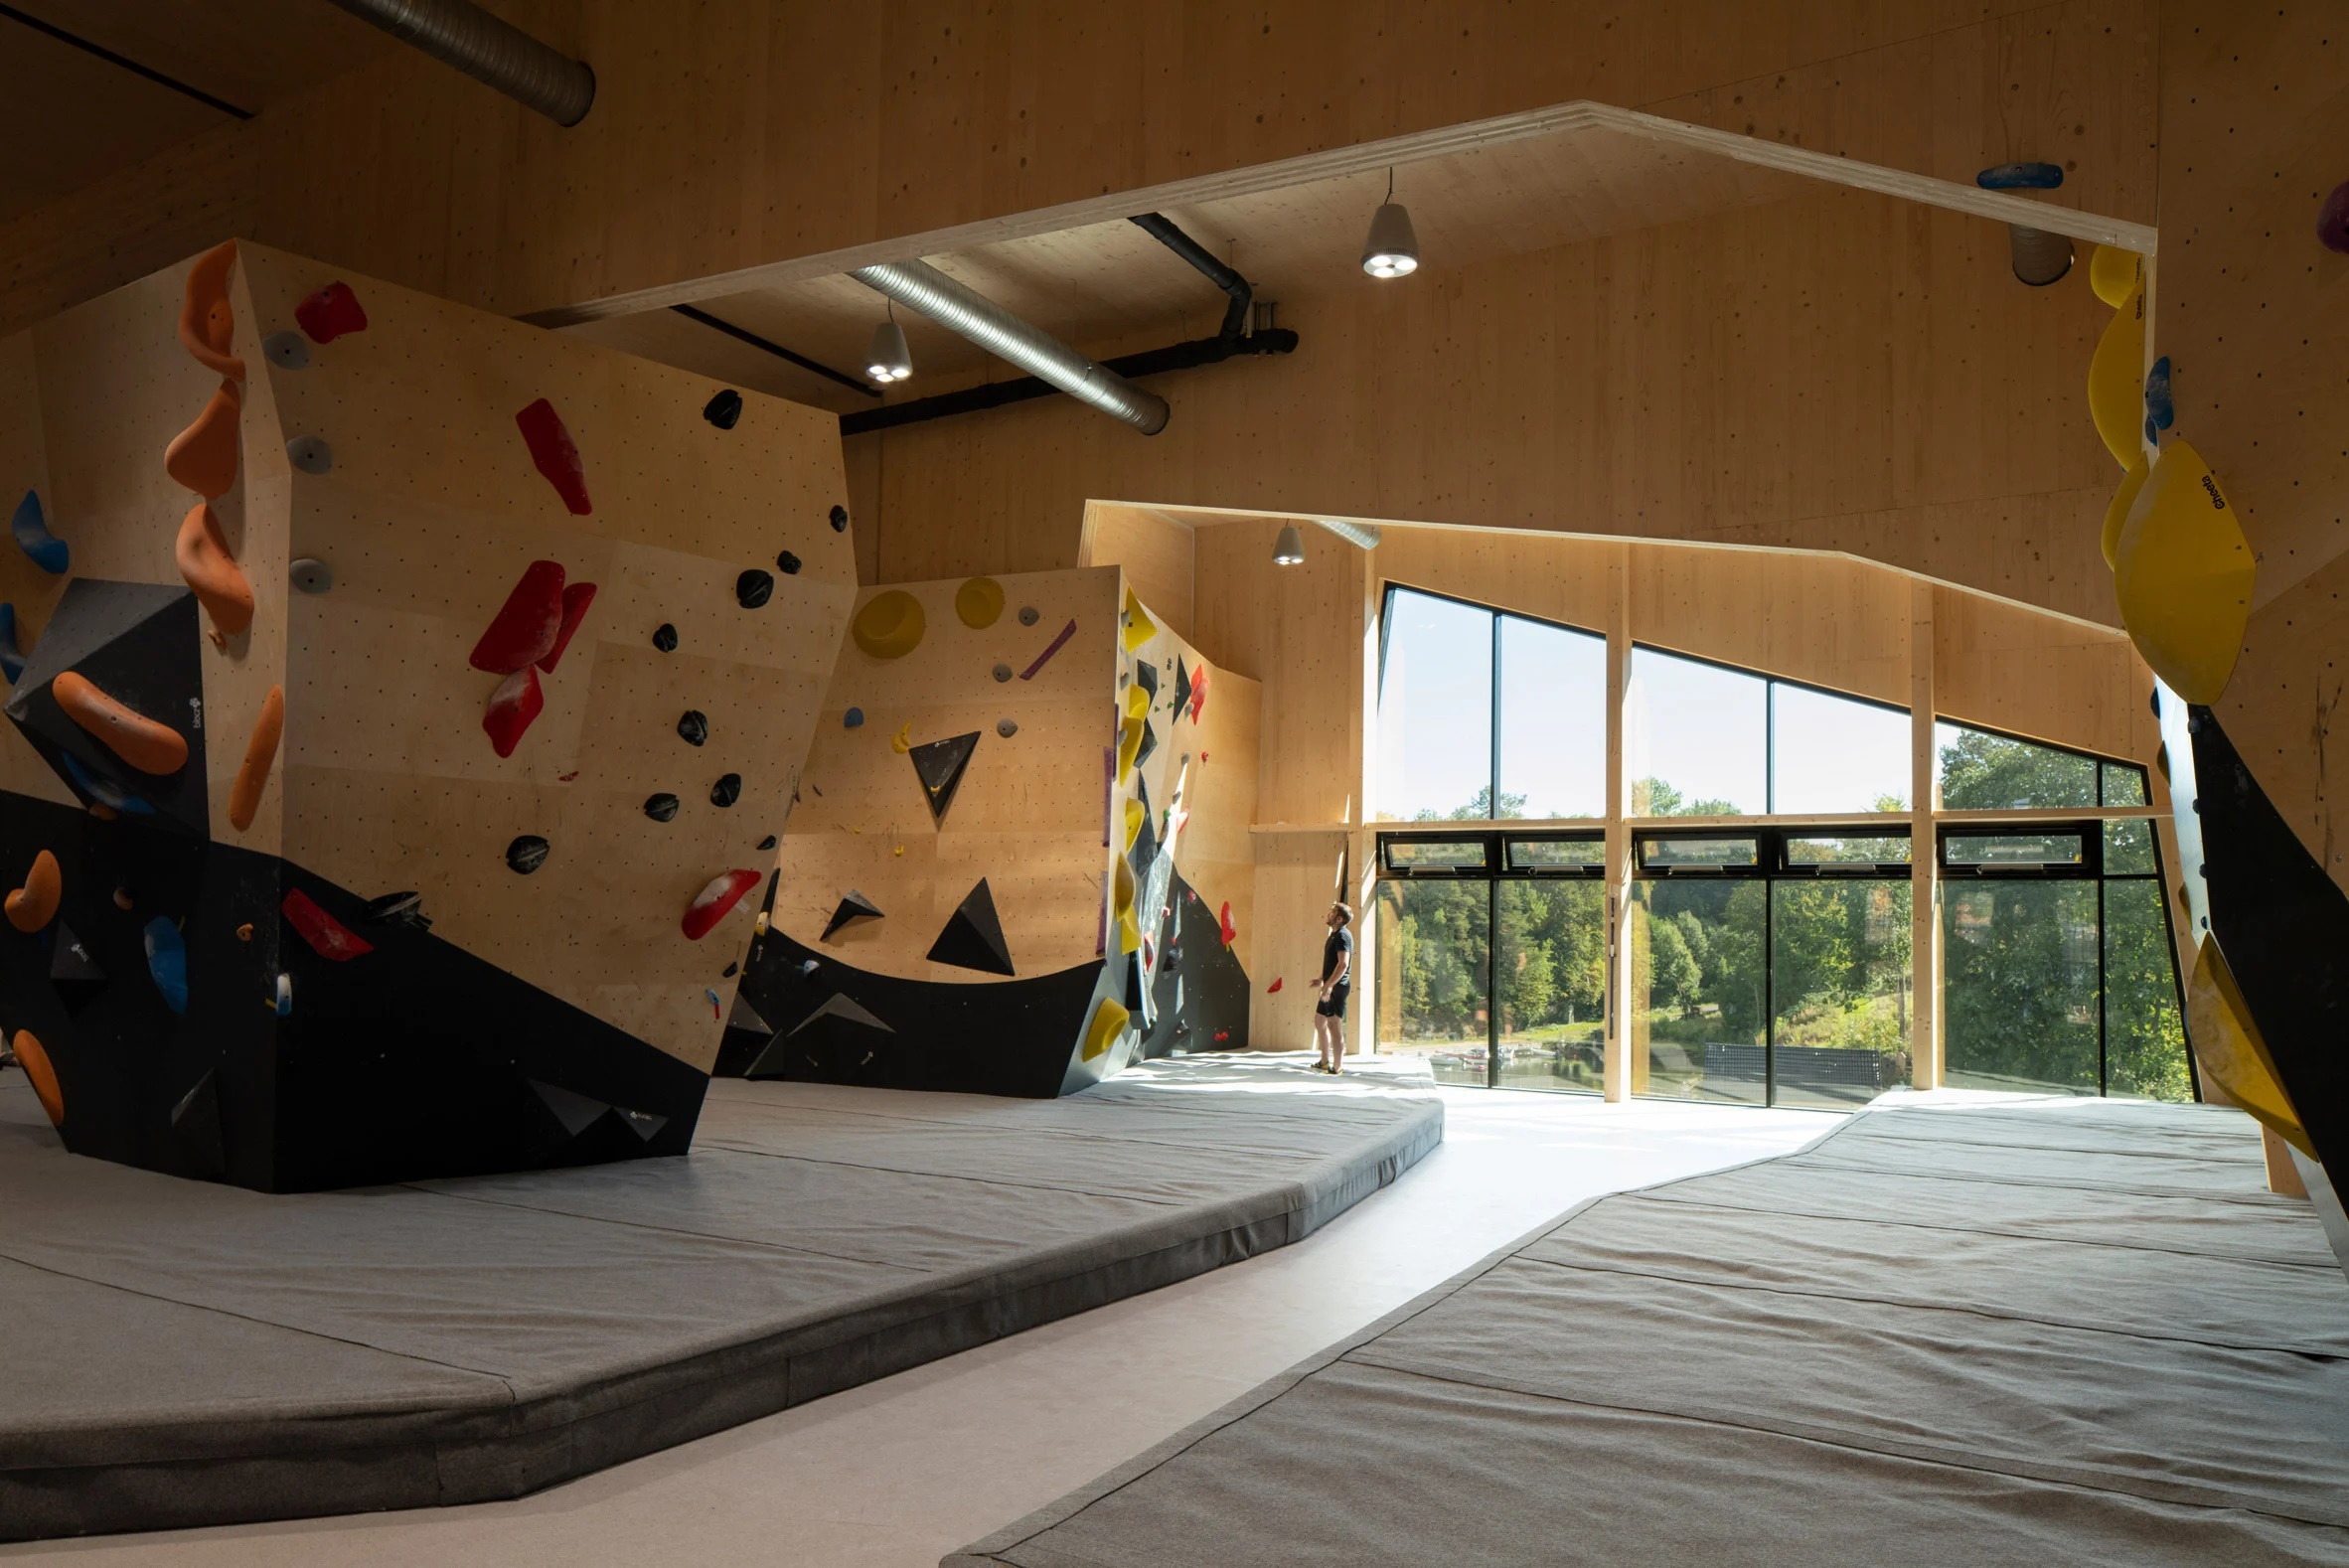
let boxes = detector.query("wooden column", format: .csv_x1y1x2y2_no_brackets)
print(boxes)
1909,579,1942,1088
1349,540,1380,1058
1604,545,1635,1102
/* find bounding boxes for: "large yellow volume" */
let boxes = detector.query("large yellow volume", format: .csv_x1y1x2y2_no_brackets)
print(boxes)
1122,588,1157,651
1080,996,1131,1061
2186,938,2311,1158
852,589,926,659
2086,279,2144,468
2100,452,2148,570
2113,438,2254,704
2089,244,2139,309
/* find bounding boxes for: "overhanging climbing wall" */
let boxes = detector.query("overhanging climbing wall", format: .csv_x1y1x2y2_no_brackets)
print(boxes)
0,242,854,1190
730,569,1259,1096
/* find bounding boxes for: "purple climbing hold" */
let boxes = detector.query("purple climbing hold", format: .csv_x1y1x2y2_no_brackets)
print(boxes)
1975,162,2064,190
2320,181,2349,255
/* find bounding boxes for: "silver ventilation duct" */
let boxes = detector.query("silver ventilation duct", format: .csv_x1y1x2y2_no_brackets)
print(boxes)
1314,518,1383,550
323,0,595,126
852,260,1171,435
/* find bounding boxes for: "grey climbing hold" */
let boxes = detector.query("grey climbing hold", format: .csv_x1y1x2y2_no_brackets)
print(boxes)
843,706,863,728
800,958,820,976
998,718,1018,738
644,792,681,822
286,435,333,474
757,834,777,851
829,505,849,533
704,389,743,429
364,889,430,930
290,558,333,593
722,961,739,978
710,772,742,808
262,330,311,370
1018,605,1039,626
993,663,1013,683
777,549,801,574
678,709,708,746
736,569,774,609
506,835,549,874
653,623,679,652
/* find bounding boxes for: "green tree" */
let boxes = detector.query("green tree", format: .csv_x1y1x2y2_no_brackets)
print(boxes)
1632,777,1744,817
1938,729,2094,810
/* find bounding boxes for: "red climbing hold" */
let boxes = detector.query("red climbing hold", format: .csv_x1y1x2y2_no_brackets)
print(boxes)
1213,1029,1230,1043
537,581,597,673
470,559,566,673
1218,900,1236,945
482,666,545,758
294,281,369,344
1188,661,1209,723
516,398,591,515
683,869,763,941
1267,977,1283,994
281,888,375,962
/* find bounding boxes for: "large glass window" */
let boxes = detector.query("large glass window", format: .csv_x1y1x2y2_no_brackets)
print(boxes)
1498,615,1608,819
1937,720,2097,809
1626,649,1766,816
1372,878,1490,1087
1772,684,1911,814
1633,875,1768,1103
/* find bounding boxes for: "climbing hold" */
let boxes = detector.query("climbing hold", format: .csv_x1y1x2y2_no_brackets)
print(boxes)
1173,658,1191,718
843,706,863,728
722,961,739,980
482,666,546,758
991,663,1013,684
59,753,153,818
273,973,293,1017
1974,162,2064,190
112,886,133,911
506,835,550,874
2321,182,2349,254
10,491,66,574
829,505,849,533
1133,660,1158,703
1188,661,1209,723
515,398,592,515
2101,454,2148,572
775,549,803,577
178,241,243,381
706,987,723,1019
166,380,242,498
469,559,566,673
285,434,333,475
174,503,254,640
955,576,1006,629
704,389,744,429
294,280,369,344
678,709,708,746
236,922,253,941
2087,277,2145,469
0,602,22,683
282,888,375,961
823,888,884,940
1117,713,1145,783
890,722,911,754
1121,588,1157,650
683,868,763,940
535,582,596,674
997,718,1018,738
1020,617,1078,682
2113,438,2255,705
53,672,188,775
909,731,980,822
736,568,775,609
291,558,332,593
2088,245,2139,309
11,1030,62,1127
144,918,189,1015
926,878,1016,975
365,890,430,929
653,623,679,652
2186,936,2310,1155
1123,798,1144,852
853,589,926,659
710,772,742,807
644,792,681,823
228,684,284,832
1267,977,1283,994
2142,356,2174,446
262,330,310,370
1080,996,1131,1062
757,834,777,851
1219,901,1236,946
6,850,60,932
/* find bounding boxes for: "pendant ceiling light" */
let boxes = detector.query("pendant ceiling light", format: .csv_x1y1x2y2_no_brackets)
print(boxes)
1360,168,1420,279
865,306,913,384
1272,524,1306,565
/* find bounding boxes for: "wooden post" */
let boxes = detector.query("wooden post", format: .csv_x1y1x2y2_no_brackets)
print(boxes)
1349,539,1380,1058
1604,544,1634,1102
1910,579,1941,1089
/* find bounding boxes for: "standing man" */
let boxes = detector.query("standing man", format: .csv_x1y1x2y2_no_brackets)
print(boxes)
1314,902,1353,1073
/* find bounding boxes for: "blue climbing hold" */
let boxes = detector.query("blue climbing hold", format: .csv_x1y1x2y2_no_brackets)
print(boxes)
273,973,293,1017
1975,162,2064,191
844,706,864,729
144,918,189,1016
63,752,155,815
11,491,67,575
2142,355,2174,447
0,602,21,684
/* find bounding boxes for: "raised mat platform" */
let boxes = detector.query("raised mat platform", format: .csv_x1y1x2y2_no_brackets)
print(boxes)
0,1054,1441,1541
952,1092,2349,1567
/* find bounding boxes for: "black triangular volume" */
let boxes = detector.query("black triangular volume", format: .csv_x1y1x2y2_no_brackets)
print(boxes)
530,1077,609,1139
822,887,884,941
1132,794,1160,871
908,730,981,822
1134,718,1159,771
1172,658,1191,719
48,920,107,1015
170,1068,227,1181
788,992,894,1035
615,1107,669,1143
1133,660,1158,702
925,878,1016,975
724,991,771,1033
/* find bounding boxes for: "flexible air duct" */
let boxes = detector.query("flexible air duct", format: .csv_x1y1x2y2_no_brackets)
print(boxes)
324,0,594,126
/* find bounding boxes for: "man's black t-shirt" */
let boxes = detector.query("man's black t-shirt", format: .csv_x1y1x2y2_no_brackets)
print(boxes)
1322,927,1353,985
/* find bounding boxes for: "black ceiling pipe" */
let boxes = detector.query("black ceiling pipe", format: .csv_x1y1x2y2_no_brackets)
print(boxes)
1128,213,1251,341
839,328,1297,437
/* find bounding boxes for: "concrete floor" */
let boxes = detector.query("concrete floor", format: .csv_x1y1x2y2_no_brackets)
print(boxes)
12,1070,1835,1568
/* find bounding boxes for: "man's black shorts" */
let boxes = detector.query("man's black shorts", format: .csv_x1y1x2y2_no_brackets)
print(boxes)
1315,983,1349,1019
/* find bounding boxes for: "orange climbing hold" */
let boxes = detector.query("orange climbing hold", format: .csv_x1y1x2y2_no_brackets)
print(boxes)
174,502,253,639
229,684,284,831
683,869,763,940
6,850,60,933
482,666,545,758
178,240,243,382
11,1030,63,1127
164,379,241,499
53,672,188,775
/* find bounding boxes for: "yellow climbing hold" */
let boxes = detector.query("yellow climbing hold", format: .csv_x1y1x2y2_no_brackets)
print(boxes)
954,576,1005,629
1121,588,1156,651
1124,682,1151,720
2101,451,2148,570
1117,713,1145,782
2087,278,2145,469
853,589,926,659
2088,244,2139,309
2113,438,2254,704
1123,798,1144,852
890,722,912,754
1080,996,1131,1061
2185,937,2311,1158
